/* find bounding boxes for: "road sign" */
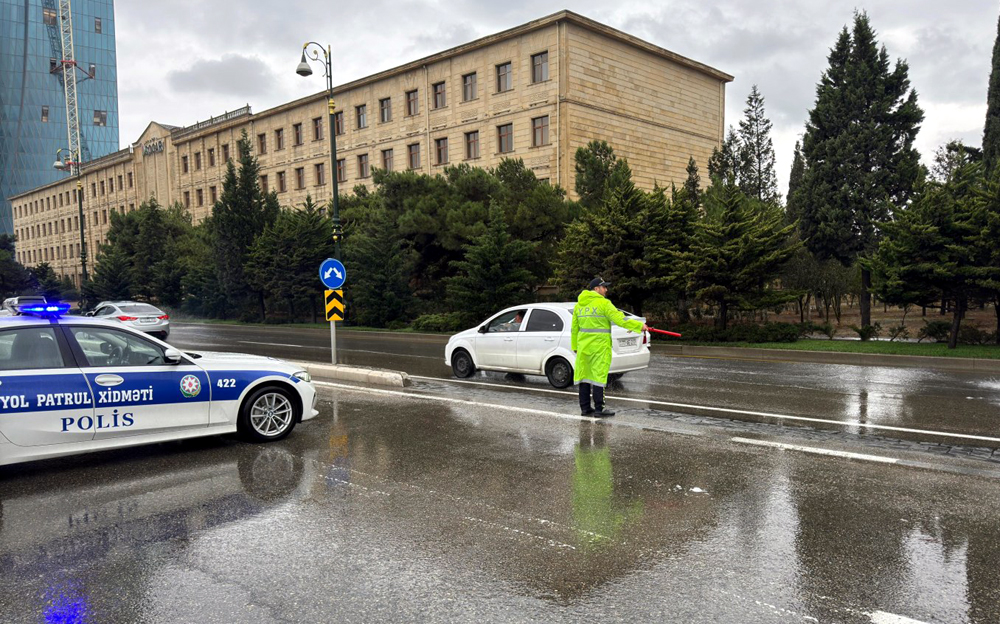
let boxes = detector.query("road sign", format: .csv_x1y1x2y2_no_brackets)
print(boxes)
319,258,347,289
325,289,345,321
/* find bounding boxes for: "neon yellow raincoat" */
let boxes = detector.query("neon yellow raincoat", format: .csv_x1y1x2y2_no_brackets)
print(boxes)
571,289,643,387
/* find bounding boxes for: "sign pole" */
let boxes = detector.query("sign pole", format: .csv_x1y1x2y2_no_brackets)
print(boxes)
330,317,337,364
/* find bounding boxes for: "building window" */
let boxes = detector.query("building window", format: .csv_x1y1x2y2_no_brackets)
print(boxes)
194,152,201,170
196,188,204,206
433,82,447,109
275,128,284,150
334,111,344,135
462,73,477,102
295,167,305,189
257,133,266,154
465,131,479,159
208,148,215,167
379,98,392,123
357,154,370,178
532,116,549,146
260,175,268,193
435,138,448,165
382,149,394,172
43,7,56,25
128,203,134,212
497,123,513,153
182,155,189,173
277,171,287,193
89,63,96,78
406,90,419,116
407,143,421,169
128,172,133,188
356,105,367,129
118,174,123,189
109,177,114,192
91,183,96,198
531,51,549,83
100,181,105,195
293,123,303,146
183,192,190,208
314,163,326,186
496,62,512,92
337,159,346,183
41,106,49,122
93,110,107,126
210,186,217,203
313,117,323,140
222,144,230,162
50,58,58,72
94,17,102,33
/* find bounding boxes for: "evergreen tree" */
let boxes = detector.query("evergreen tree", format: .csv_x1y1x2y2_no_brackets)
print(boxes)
683,157,702,210
345,203,416,327
737,85,779,204
931,141,983,183
984,12,1000,172
87,247,133,302
680,182,800,329
29,263,62,300
798,13,924,328
180,219,228,319
708,127,740,184
786,141,806,224
446,205,536,323
0,235,32,299
574,140,625,209
642,184,699,319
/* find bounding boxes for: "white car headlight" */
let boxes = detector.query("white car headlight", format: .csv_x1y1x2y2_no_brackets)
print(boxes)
293,370,312,383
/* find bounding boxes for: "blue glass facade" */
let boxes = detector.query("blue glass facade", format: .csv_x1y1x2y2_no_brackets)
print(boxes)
0,0,119,235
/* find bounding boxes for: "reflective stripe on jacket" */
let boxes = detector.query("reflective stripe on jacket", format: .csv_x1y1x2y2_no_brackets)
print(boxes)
571,290,643,387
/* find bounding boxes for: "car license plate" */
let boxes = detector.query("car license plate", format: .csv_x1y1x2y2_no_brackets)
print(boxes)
619,337,637,347
140,317,156,324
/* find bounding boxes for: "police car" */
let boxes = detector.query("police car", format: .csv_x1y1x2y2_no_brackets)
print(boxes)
444,303,651,388
0,303,318,467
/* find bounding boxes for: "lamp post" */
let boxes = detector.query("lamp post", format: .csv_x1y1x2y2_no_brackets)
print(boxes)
54,148,88,305
296,42,342,260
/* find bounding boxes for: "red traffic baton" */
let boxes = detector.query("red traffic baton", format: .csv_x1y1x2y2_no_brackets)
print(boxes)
647,327,682,338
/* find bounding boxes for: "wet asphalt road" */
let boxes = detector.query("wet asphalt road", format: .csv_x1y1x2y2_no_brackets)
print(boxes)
167,322,1000,443
3,384,1000,623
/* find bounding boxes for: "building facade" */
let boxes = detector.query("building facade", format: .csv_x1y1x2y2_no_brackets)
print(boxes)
0,0,120,235
9,10,731,286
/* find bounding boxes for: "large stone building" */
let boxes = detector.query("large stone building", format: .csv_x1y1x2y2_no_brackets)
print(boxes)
9,10,732,286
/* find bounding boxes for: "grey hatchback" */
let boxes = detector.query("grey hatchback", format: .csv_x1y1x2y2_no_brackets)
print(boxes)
89,301,170,339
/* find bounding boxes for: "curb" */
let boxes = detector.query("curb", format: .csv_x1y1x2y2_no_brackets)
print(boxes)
654,344,1000,373
294,362,412,388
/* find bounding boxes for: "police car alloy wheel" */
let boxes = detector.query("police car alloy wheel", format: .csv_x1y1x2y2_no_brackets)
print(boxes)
240,386,299,442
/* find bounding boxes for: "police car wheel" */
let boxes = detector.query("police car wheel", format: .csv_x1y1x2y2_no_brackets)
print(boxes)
452,349,476,378
546,357,573,389
240,385,299,442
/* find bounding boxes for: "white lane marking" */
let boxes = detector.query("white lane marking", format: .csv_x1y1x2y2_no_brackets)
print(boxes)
732,437,899,464
236,341,440,359
314,381,594,424
462,516,576,550
411,375,1000,445
240,340,311,348
869,611,929,624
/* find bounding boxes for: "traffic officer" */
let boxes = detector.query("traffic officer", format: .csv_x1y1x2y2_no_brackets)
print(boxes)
571,277,649,417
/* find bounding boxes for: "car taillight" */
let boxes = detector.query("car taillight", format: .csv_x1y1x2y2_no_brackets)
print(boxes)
158,314,170,320
117,316,137,321
643,331,648,344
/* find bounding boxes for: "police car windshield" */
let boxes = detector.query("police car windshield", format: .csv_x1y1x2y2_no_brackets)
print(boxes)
118,304,161,315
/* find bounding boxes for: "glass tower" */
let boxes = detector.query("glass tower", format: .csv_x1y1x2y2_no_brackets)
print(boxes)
0,0,119,235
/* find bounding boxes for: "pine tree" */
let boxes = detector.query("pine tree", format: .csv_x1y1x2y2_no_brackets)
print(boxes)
737,85,779,204
574,140,621,209
0,234,32,299
798,12,924,328
984,12,1000,173
786,141,805,224
87,247,133,301
708,127,740,184
446,205,536,323
683,156,702,210
345,204,416,327
642,185,699,319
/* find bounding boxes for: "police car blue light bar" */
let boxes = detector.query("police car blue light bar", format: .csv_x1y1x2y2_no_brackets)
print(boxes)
18,302,71,316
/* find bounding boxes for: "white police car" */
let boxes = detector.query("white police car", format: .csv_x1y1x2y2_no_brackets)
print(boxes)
0,303,318,467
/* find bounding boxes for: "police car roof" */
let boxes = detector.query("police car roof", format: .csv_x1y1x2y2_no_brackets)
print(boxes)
0,314,127,328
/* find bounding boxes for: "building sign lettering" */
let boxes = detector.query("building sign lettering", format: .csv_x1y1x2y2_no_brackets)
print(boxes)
142,138,164,156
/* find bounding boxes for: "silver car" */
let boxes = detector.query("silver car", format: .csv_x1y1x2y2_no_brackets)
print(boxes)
90,301,171,339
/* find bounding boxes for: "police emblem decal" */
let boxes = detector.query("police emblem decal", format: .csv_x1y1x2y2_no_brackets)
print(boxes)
180,375,201,398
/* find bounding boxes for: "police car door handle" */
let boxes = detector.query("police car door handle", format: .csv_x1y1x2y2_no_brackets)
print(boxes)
95,374,124,387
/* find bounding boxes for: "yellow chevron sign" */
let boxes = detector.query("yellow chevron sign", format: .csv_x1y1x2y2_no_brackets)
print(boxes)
325,289,345,321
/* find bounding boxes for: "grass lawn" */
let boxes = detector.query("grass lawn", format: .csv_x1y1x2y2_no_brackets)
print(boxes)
675,339,1000,359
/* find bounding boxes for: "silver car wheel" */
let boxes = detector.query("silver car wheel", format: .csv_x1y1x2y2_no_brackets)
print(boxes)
250,392,294,437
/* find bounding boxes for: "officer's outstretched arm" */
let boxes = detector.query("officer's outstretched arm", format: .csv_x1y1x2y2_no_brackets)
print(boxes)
599,298,644,334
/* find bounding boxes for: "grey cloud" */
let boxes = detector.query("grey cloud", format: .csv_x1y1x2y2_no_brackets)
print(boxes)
166,54,278,98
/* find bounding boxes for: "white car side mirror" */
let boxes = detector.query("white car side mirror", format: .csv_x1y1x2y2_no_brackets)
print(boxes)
164,348,183,364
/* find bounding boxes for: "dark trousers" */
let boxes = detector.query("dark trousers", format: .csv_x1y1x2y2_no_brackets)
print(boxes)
579,382,605,411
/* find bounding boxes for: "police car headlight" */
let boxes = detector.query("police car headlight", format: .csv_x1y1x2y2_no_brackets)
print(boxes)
293,370,311,383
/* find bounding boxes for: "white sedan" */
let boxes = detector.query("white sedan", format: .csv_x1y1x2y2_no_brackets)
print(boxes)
445,303,650,388
0,306,318,467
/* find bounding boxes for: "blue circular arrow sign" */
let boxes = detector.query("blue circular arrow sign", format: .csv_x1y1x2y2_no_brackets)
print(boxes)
319,258,347,289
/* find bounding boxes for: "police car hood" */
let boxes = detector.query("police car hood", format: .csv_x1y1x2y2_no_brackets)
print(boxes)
184,350,303,373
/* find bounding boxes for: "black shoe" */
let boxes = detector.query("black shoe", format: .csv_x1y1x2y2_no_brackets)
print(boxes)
594,407,616,417
581,407,595,416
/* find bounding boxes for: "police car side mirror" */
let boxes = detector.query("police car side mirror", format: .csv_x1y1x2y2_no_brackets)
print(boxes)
163,348,183,364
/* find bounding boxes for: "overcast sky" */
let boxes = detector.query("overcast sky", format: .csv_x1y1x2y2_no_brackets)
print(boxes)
115,0,998,196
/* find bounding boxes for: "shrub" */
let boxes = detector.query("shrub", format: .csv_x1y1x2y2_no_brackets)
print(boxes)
386,319,409,331
411,312,469,333
850,323,882,341
887,324,910,342
958,324,995,346
799,321,835,339
917,320,951,343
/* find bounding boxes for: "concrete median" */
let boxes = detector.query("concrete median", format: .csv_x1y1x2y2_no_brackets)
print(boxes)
294,362,412,387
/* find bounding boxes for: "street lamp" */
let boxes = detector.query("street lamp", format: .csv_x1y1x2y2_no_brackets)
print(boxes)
54,148,89,303
296,42,342,260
